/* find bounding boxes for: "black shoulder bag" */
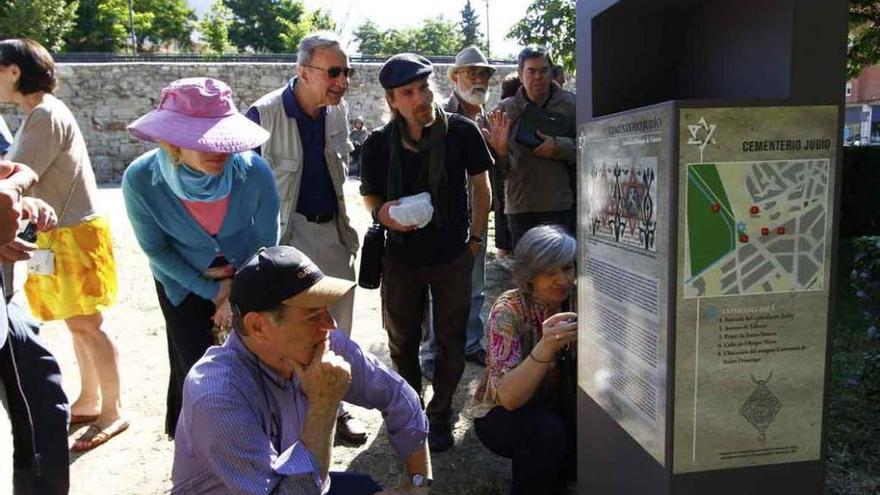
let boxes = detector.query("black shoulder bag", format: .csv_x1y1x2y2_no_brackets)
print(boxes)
358,222,385,289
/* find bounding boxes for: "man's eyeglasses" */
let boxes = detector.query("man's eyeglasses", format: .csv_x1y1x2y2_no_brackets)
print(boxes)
461,68,493,80
300,63,355,79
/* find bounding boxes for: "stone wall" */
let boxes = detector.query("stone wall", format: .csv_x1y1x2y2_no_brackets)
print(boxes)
0,62,523,182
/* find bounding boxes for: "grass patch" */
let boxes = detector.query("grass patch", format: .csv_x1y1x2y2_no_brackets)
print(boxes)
825,237,880,494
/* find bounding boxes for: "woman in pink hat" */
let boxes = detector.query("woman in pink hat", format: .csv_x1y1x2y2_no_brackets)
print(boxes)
123,77,280,439
0,38,127,453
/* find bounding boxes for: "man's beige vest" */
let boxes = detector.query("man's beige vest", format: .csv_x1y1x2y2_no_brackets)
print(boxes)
250,85,359,253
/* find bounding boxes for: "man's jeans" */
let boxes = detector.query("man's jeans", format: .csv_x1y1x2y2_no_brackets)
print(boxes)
419,235,486,378
328,472,383,494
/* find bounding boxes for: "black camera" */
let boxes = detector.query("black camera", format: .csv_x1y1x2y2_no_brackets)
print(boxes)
18,222,37,243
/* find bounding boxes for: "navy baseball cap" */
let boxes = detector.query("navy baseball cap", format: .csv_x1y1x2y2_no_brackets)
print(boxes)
230,246,355,315
379,53,433,89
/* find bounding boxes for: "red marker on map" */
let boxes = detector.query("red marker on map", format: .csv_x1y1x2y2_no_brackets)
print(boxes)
750,205,760,215
739,233,749,243
711,203,721,213
761,227,770,236
777,226,786,235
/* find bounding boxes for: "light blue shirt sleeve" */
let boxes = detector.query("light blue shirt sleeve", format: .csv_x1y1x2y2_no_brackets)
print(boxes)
332,332,429,460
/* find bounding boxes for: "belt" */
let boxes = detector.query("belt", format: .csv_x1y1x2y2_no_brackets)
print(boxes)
302,212,335,224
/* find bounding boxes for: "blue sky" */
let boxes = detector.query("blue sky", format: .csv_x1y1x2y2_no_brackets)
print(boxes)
187,0,532,58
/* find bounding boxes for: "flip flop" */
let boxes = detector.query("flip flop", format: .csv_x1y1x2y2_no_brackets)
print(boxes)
69,414,99,426
70,420,130,452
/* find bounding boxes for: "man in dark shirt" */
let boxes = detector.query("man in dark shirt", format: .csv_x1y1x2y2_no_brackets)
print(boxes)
360,53,492,453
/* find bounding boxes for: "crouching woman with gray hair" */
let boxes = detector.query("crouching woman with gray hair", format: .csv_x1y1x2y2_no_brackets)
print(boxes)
472,225,577,495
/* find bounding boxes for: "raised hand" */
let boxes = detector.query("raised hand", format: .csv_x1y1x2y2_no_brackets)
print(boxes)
481,110,512,157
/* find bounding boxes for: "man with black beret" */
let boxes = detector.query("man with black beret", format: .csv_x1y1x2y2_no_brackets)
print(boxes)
359,53,493,453
172,245,432,495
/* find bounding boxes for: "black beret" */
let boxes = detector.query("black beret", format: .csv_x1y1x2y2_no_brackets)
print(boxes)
379,53,434,90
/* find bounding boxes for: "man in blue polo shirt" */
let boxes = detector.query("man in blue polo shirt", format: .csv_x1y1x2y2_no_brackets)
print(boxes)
246,31,365,444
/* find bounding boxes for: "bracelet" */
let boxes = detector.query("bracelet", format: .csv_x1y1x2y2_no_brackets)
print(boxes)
470,234,484,245
529,349,554,364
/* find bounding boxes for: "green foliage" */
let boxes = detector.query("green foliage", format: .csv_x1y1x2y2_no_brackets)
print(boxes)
848,0,880,80
198,0,236,54
506,0,575,73
224,0,305,53
138,0,196,51
277,8,336,53
460,0,483,51
826,239,880,494
63,0,193,52
352,20,386,55
414,17,462,56
0,0,79,52
354,16,463,56
851,236,880,393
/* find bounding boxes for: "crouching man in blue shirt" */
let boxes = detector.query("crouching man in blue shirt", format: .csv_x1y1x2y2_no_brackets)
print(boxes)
171,245,432,495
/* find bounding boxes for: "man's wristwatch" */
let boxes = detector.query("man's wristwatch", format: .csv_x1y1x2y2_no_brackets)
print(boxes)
411,474,432,487
469,234,484,245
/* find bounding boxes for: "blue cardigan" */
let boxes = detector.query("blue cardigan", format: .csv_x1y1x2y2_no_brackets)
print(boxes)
122,149,280,306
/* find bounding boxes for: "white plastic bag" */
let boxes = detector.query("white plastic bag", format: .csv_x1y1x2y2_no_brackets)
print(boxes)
389,192,434,228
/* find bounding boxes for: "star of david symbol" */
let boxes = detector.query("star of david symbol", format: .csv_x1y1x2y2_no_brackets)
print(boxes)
687,117,717,156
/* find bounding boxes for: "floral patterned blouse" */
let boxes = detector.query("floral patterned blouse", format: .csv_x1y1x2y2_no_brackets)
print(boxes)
472,288,576,418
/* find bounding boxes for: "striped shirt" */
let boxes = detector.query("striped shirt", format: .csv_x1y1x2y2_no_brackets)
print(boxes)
171,330,428,494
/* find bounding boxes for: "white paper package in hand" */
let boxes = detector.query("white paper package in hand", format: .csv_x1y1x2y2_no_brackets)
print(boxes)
389,192,434,228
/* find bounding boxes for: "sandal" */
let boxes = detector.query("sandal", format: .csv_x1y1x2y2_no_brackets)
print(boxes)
71,420,130,452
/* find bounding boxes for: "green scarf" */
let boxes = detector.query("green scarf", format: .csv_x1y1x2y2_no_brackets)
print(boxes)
388,103,449,227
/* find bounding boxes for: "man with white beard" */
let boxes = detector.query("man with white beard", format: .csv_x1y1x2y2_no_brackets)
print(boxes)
418,47,496,382
443,46,493,127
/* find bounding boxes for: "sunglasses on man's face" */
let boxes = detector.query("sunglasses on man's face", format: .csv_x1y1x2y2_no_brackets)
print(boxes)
301,63,355,79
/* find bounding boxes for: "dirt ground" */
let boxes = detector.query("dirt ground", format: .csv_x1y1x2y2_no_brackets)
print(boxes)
31,179,524,495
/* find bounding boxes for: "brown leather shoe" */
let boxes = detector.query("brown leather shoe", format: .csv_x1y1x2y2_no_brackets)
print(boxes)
336,411,368,445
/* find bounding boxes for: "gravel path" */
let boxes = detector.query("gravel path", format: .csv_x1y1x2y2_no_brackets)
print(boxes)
32,179,518,495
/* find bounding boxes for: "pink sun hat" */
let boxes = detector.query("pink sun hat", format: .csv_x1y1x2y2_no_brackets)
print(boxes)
128,77,269,153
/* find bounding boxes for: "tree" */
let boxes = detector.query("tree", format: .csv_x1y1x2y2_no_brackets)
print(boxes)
414,17,462,56
0,0,79,52
506,0,575,72
848,0,880,80
353,20,385,55
63,0,193,52
225,0,305,52
354,16,462,56
277,8,337,53
460,0,483,51
199,0,236,54
138,0,196,51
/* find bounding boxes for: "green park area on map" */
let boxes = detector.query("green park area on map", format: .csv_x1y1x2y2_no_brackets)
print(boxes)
687,164,734,277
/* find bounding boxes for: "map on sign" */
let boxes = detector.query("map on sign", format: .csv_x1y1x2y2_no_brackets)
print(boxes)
684,159,829,299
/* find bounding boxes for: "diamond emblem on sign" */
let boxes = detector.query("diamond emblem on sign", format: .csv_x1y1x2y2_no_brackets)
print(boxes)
739,372,781,443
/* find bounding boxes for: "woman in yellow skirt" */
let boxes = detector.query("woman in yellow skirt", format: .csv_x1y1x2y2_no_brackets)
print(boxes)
0,39,127,451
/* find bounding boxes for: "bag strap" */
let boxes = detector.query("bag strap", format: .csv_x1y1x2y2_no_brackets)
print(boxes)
45,167,80,250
